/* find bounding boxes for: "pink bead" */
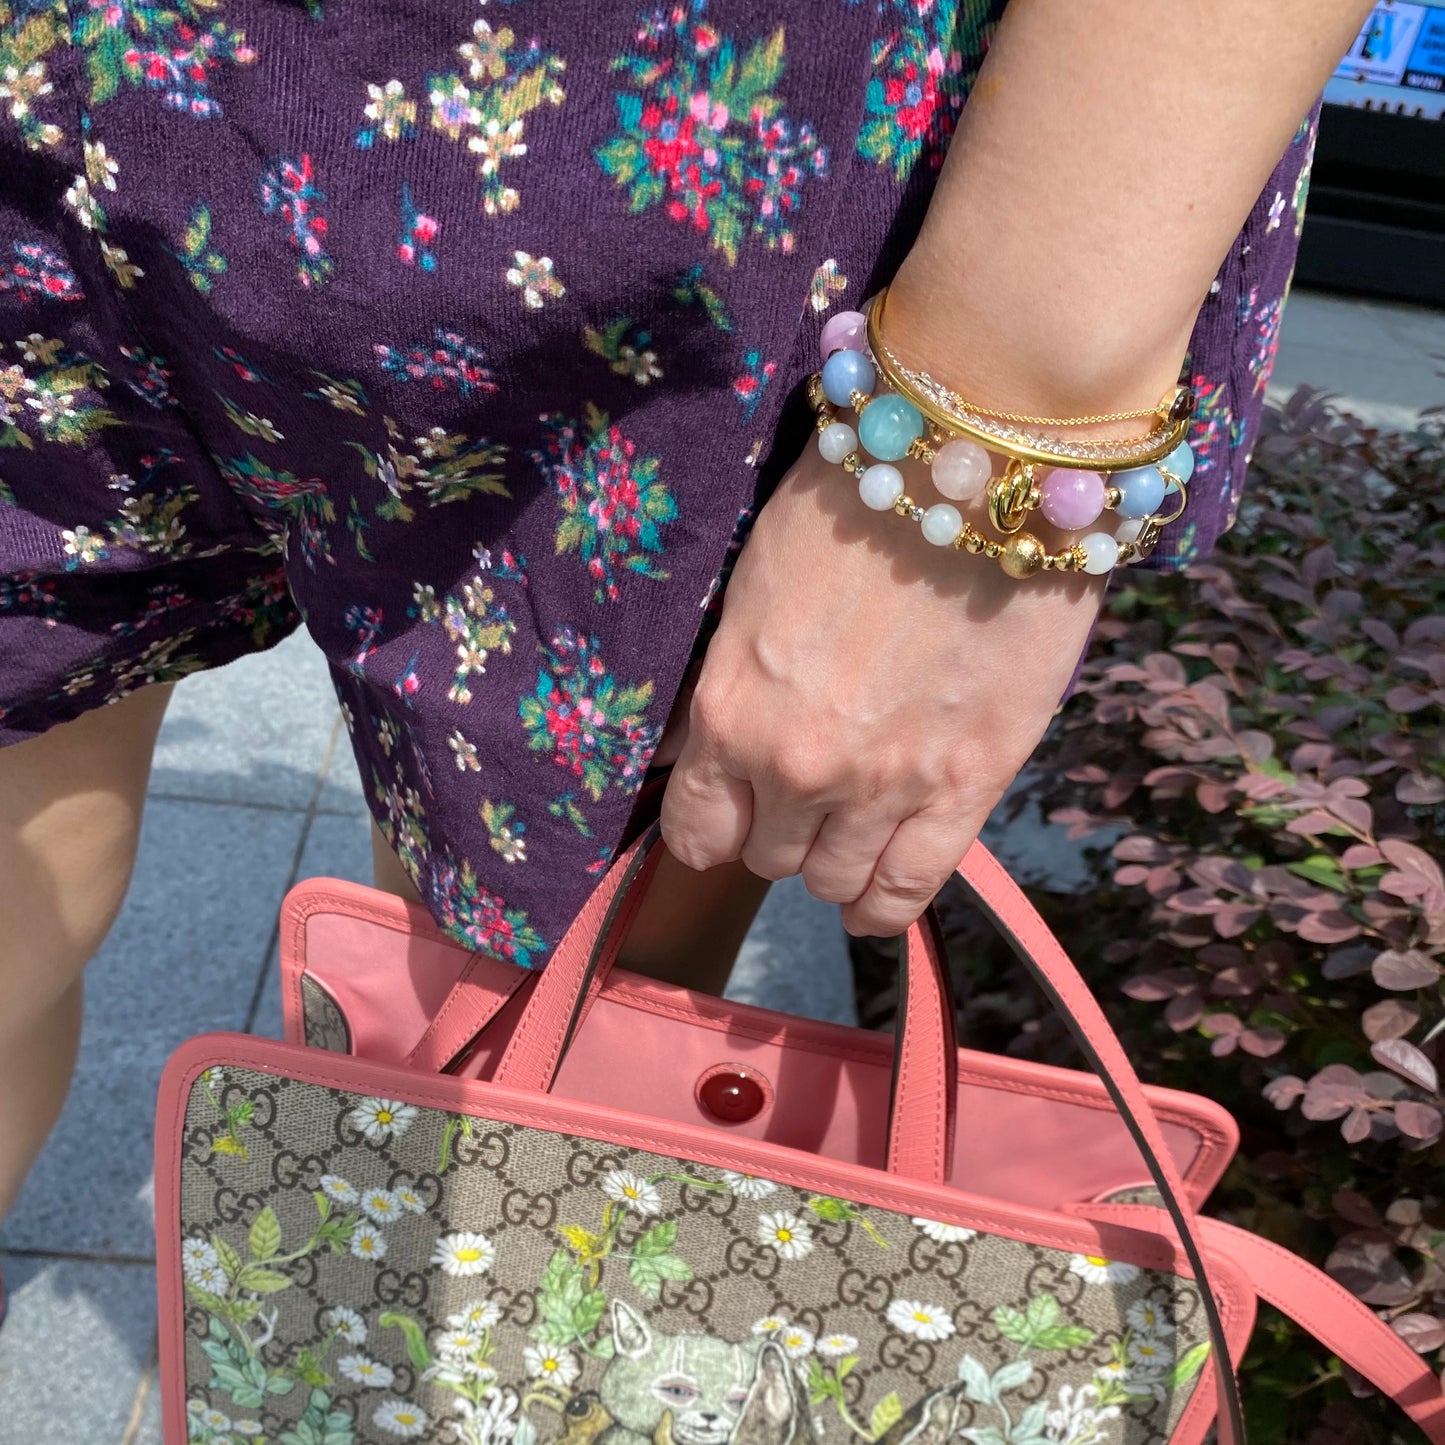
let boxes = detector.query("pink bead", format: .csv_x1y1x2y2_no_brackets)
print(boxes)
930,439,991,503
1039,468,1106,530
819,310,867,360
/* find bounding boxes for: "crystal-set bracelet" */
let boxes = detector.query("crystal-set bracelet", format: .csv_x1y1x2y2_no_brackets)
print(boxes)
808,290,1196,579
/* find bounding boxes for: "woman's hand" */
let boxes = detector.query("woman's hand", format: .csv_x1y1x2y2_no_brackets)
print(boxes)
658,441,1103,937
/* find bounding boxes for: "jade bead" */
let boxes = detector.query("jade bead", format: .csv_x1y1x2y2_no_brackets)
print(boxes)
1163,439,1196,484
1112,465,1166,520
857,393,924,462
822,349,875,407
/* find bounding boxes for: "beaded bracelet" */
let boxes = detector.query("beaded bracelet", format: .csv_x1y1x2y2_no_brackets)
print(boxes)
811,301,1195,579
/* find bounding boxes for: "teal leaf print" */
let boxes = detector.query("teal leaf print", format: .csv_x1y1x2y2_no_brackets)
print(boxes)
673,264,734,332
215,453,337,569
172,204,227,294
277,1388,356,1445
598,3,828,264
530,404,677,604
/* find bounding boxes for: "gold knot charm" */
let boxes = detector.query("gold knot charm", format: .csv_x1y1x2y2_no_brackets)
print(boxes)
987,459,1036,535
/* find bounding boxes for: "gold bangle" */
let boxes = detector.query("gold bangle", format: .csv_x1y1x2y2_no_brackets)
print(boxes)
866,286,1192,472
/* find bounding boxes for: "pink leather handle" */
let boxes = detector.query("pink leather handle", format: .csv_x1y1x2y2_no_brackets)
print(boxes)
487,823,959,1183
1084,1204,1445,1443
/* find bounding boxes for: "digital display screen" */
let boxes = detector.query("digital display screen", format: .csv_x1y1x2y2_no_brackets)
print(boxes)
1326,2,1445,119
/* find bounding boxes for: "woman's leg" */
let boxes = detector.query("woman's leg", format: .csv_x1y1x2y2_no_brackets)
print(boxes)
369,820,767,996
0,685,172,1220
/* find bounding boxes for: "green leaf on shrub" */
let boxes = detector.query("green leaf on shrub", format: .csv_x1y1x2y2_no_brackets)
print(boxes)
1286,856,1348,893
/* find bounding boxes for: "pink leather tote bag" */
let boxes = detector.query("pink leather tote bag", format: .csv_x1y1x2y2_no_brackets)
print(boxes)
155,828,1445,1444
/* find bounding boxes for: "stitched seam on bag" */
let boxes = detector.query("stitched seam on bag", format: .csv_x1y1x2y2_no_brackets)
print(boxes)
165,1050,1223,1277
409,955,519,1069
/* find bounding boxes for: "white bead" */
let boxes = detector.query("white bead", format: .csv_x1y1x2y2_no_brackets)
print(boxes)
921,503,963,546
1080,531,1119,575
859,463,905,511
818,422,857,465
931,439,991,502
1114,517,1147,546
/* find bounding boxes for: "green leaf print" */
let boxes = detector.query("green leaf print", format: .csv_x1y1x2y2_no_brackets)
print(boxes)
994,1293,1094,1353
278,1388,356,1445
173,204,228,294
379,1310,434,1371
632,1220,677,1257
869,1391,903,1439
1168,1341,1212,1388
213,1234,244,1284
628,1250,692,1300
249,1204,281,1261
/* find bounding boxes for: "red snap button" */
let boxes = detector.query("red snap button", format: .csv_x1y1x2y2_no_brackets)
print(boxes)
697,1067,767,1123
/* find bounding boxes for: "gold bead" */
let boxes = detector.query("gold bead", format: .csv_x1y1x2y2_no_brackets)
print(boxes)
842,452,863,474
984,540,1003,559
999,532,1046,580
851,390,873,412
906,436,935,464
893,494,915,517
964,530,986,554
815,413,833,434
1104,484,1122,508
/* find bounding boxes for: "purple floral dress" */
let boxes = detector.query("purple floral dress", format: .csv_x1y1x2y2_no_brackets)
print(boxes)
0,0,1316,963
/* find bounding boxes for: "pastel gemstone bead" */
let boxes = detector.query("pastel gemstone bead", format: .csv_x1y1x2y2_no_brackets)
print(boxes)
822,348,875,407
921,503,963,546
1163,438,1196,483
1114,516,1147,546
1039,468,1105,530
1112,465,1167,520
859,463,905,511
931,439,991,503
1080,531,1119,575
818,421,858,464
819,309,868,360
857,392,924,461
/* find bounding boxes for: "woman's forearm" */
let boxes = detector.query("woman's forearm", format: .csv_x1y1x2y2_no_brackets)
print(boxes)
888,0,1374,415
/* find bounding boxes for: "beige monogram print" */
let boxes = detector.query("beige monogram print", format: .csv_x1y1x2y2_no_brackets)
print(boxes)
173,1066,1213,1445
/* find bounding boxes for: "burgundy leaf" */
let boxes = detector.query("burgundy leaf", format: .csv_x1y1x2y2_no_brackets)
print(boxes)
1212,965,1263,997
1297,910,1363,944
1371,1038,1440,1094
1241,1027,1288,1058
1394,1102,1444,1144
1386,684,1434,714
1341,1106,1373,1144
1286,811,1339,836
1379,839,1445,909
1214,903,1265,938
1329,798,1374,835
1341,844,1385,871
1361,619,1400,652
1202,1012,1242,1036
1164,995,1204,1031
1361,1000,1422,1042
1326,1235,1417,1306
1331,1191,1381,1229
1372,950,1443,991
1113,834,1168,864
1121,973,1178,1003
1390,1313,1445,1354
1263,1075,1306,1109
1324,945,1376,980
1397,773,1445,806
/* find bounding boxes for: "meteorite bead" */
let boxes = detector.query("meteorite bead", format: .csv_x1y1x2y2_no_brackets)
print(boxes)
822,349,876,408
857,392,925,462
819,309,867,359
818,421,858,464
1079,531,1120,575
1163,438,1196,483
921,503,964,546
859,463,906,511
1039,468,1106,530
1112,464,1167,520
930,438,992,503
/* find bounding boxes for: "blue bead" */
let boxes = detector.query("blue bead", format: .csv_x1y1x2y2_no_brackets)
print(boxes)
1164,439,1196,484
821,349,875,408
1113,465,1166,519
857,393,924,462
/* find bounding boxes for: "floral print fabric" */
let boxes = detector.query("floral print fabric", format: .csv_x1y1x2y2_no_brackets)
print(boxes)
0,0,1316,961
171,1059,1216,1444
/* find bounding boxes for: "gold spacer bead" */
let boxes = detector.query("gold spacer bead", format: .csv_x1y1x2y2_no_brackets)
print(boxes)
1069,544,1088,570
999,531,1047,580
906,436,935,464
984,540,1003,559
814,411,835,434
1041,553,1056,571
893,494,915,517
841,452,864,475
1104,484,1122,509
851,389,874,412
807,374,826,409
964,530,986,554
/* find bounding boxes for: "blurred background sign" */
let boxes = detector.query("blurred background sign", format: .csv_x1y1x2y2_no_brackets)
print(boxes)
1301,1,1445,304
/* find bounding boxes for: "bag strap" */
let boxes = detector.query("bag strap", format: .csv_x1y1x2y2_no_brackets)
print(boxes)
1083,1203,1445,1443
488,824,960,1183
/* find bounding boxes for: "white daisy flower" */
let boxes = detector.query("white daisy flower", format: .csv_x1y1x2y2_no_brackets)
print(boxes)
324,1305,367,1345
181,1237,220,1282
757,1211,814,1262
188,1262,227,1293
601,1169,662,1216
202,1409,232,1432
350,1098,419,1143
432,1230,496,1276
752,1315,788,1336
886,1300,956,1342
1125,1299,1176,1337
912,1217,976,1244
374,1398,430,1438
1126,1334,1174,1369
777,1326,814,1359
1068,1254,1142,1286
361,1188,404,1224
350,1222,387,1260
721,1170,778,1200
393,1184,427,1214
450,1299,503,1331
523,1344,581,1386
188,1401,209,1417
816,1334,858,1358
234,1426,264,1438
437,1328,484,1359
339,1354,396,1389
320,1174,359,1205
